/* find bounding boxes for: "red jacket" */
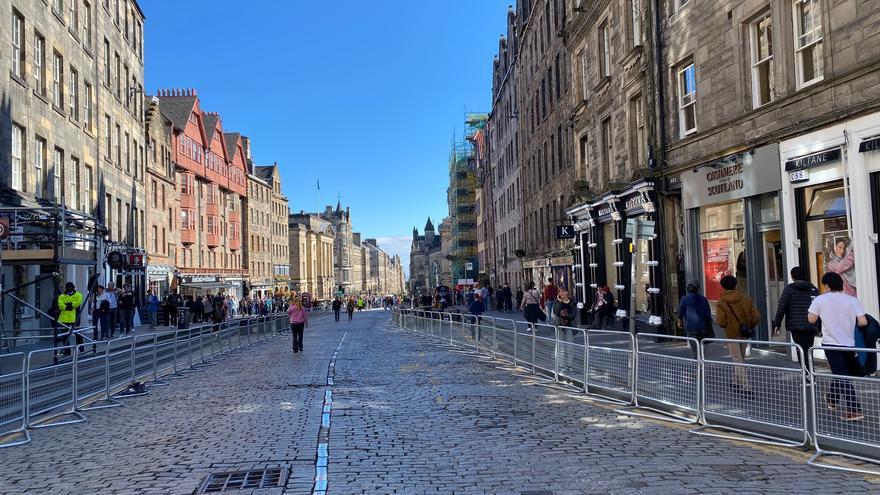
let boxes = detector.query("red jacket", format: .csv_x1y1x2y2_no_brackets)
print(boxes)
542,284,558,306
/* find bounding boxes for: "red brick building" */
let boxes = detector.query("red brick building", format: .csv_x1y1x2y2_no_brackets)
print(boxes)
156,89,247,298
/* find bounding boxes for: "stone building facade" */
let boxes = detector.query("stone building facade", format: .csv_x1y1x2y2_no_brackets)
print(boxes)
488,6,523,292
145,97,177,298
1,0,146,332
656,0,880,337
245,162,273,298
255,164,290,293
565,0,664,331
515,0,576,290
288,211,335,300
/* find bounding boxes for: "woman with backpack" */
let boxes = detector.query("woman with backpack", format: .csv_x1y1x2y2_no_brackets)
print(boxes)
520,281,544,327
715,275,760,394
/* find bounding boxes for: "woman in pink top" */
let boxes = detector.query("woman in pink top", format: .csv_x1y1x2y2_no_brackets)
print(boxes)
288,297,309,353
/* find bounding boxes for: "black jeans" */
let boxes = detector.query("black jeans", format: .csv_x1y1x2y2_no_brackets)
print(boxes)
334,309,340,322
825,346,863,413
347,311,354,321
291,323,304,351
790,330,817,372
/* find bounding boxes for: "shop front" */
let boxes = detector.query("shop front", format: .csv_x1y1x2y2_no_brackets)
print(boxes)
568,179,663,332
780,112,880,318
522,258,549,290
178,274,242,299
147,264,173,299
680,144,783,340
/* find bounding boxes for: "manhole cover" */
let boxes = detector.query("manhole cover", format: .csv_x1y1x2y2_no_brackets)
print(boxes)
196,468,287,493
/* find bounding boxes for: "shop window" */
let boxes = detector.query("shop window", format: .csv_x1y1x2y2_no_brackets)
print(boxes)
602,223,618,290
801,181,854,296
699,201,746,306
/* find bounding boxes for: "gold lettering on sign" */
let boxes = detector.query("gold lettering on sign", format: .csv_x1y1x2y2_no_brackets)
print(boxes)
705,163,744,197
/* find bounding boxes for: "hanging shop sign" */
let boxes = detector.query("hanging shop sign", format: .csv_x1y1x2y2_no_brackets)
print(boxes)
523,258,550,269
682,144,781,209
556,225,576,239
181,275,219,285
859,136,880,153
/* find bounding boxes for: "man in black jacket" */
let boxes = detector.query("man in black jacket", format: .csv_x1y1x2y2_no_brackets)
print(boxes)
772,266,819,371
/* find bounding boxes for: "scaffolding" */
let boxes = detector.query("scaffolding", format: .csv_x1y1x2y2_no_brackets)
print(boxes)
447,113,488,282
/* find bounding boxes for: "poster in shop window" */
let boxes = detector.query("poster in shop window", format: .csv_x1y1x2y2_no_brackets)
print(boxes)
823,232,856,297
702,237,732,301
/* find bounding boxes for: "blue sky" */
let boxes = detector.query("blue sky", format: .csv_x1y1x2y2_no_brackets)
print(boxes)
144,0,513,272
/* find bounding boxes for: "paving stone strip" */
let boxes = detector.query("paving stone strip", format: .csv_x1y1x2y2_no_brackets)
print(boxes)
312,331,346,495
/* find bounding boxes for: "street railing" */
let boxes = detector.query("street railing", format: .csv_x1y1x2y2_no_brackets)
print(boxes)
0,315,289,449
393,308,880,475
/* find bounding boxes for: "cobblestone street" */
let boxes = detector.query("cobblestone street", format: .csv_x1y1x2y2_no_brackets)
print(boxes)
1,311,878,494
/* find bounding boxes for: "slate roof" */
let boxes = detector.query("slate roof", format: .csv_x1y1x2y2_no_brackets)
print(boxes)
224,132,241,161
254,165,275,181
203,113,219,142
156,96,197,130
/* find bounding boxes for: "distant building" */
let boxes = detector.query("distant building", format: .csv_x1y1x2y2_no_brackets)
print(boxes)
409,218,452,296
254,164,290,293
288,211,335,300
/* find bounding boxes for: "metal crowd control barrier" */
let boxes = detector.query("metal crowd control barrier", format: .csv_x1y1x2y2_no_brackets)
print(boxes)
585,329,635,404
0,315,287,449
692,338,808,447
532,324,558,380
618,333,700,424
493,318,517,363
808,346,880,475
0,353,29,447
26,346,86,428
556,326,587,390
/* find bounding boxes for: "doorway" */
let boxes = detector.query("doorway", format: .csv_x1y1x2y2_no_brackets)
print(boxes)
763,229,786,342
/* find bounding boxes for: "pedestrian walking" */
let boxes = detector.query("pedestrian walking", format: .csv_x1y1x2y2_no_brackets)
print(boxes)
520,282,544,327
678,282,713,358
554,288,576,327
288,297,309,354
332,298,342,322
502,282,513,312
57,282,84,348
469,294,485,325
145,289,159,329
347,298,356,321
515,288,524,311
772,266,820,372
808,271,867,421
591,286,617,329
105,282,119,338
542,277,559,325
714,275,760,395
94,285,112,340
118,284,135,334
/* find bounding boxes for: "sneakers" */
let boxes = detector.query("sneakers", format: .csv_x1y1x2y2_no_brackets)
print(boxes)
824,393,837,411
841,411,865,421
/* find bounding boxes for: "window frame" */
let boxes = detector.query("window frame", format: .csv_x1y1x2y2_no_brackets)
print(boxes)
749,12,775,108
52,51,64,109
34,31,46,95
793,0,824,89
598,21,610,79
34,135,46,197
11,124,24,191
677,62,697,137
11,10,25,79
69,65,79,119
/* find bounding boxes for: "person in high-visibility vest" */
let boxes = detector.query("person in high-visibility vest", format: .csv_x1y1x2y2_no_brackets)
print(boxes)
57,282,84,348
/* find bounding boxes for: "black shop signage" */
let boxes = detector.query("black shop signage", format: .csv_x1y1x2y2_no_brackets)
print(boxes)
556,225,576,239
860,136,880,153
785,147,841,172
181,275,219,284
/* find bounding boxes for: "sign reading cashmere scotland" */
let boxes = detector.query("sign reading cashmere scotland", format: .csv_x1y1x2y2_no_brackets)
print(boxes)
682,145,782,209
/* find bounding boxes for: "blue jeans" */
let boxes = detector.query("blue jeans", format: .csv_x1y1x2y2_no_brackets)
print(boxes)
546,300,555,324
825,346,863,413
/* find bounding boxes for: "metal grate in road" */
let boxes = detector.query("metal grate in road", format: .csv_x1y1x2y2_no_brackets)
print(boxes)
196,468,287,493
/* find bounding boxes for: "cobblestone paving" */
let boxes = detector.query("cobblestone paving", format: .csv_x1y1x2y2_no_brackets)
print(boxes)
1,310,878,494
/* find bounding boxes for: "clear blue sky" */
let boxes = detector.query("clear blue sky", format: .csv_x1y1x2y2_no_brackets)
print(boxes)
144,0,513,272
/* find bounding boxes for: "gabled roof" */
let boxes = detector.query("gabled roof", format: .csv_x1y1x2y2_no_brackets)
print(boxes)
155,92,198,130
224,132,241,161
254,165,275,181
203,113,219,142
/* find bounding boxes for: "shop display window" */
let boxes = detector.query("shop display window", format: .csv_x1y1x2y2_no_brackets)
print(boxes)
602,222,618,290
802,181,854,296
699,201,746,306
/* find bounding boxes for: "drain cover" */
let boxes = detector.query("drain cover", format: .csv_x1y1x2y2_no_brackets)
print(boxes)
196,468,287,493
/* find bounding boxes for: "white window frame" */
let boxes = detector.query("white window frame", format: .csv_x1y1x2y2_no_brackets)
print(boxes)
12,125,23,191
750,13,774,108
677,62,697,137
630,0,642,47
83,82,92,129
34,137,45,197
52,52,63,108
793,0,824,88
69,66,79,119
52,148,63,202
34,33,45,94
12,11,23,79
69,157,79,209
83,164,92,211
83,1,92,45
599,22,610,78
